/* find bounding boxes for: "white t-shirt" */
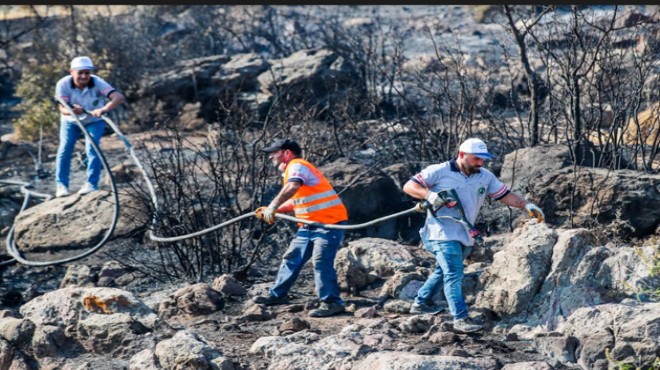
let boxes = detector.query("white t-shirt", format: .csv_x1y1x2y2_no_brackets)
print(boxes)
412,159,509,246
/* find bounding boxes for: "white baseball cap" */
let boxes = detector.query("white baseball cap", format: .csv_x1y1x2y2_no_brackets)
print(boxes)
70,56,94,71
459,138,495,160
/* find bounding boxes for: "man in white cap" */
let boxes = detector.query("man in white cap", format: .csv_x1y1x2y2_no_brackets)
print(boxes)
402,137,544,333
54,56,125,197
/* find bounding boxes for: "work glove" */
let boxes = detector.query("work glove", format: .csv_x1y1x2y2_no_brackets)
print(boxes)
525,203,545,223
425,191,458,208
255,206,277,225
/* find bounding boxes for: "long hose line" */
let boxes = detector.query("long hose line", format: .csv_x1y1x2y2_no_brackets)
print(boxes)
3,96,120,267
4,99,424,265
70,112,423,241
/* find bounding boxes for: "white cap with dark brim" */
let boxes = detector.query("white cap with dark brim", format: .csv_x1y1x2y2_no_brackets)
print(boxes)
459,138,495,160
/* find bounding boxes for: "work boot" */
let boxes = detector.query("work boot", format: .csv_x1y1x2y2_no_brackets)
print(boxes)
251,294,289,306
308,302,345,317
453,317,483,333
56,185,70,198
77,183,98,195
409,302,445,315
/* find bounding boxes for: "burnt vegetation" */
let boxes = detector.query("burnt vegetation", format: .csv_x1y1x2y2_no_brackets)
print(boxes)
2,5,658,281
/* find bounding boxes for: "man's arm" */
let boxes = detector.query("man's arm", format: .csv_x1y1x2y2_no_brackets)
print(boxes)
90,91,125,118
268,181,302,211
499,192,545,222
498,192,527,209
403,179,429,199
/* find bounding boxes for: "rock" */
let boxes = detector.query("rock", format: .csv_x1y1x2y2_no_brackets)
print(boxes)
501,362,554,370
60,264,95,288
353,351,500,370
128,348,159,370
0,317,35,348
530,167,660,237
97,261,134,287
257,48,362,107
378,270,427,302
155,330,233,370
383,300,412,314
19,287,157,358
13,191,149,253
475,222,557,316
321,158,407,239
241,304,273,322
532,335,578,366
158,283,224,318
354,307,379,319
398,316,433,334
429,332,459,345
278,318,311,335
559,300,660,370
212,274,247,297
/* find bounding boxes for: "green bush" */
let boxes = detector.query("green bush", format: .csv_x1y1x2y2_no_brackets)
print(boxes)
12,63,64,141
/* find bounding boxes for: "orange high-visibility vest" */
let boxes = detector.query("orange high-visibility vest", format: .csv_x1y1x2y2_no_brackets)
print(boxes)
283,158,348,224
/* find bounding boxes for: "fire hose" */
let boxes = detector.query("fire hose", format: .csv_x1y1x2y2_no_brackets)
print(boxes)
3,98,485,266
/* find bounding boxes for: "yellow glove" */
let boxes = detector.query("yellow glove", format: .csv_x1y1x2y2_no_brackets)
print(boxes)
255,206,277,225
525,203,545,223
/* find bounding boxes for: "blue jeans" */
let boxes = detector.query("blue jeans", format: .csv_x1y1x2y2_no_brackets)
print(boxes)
270,223,345,304
55,119,105,188
414,239,467,319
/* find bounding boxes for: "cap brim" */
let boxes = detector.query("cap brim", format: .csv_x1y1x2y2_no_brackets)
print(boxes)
261,145,281,153
474,153,495,160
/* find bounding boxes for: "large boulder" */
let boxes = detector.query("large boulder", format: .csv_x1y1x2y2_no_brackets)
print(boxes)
321,158,408,239
560,300,660,370
475,222,558,316
19,286,157,359
530,167,660,237
13,191,149,253
258,48,360,98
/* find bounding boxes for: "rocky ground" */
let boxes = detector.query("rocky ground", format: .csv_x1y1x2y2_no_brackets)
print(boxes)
1,5,658,370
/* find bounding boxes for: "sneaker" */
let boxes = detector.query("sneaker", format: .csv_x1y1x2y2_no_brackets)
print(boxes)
251,294,289,306
308,302,345,317
77,183,98,195
56,185,70,198
410,302,445,315
453,317,483,333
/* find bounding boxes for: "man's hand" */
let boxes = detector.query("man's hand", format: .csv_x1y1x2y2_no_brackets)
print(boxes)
525,203,545,222
425,191,457,208
255,206,277,225
89,108,106,118
425,192,445,208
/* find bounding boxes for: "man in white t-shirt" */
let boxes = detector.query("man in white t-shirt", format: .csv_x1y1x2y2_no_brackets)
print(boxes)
403,138,545,333
54,56,125,197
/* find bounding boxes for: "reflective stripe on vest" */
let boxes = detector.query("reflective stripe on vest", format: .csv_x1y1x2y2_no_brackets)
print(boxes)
284,158,348,224
292,189,338,205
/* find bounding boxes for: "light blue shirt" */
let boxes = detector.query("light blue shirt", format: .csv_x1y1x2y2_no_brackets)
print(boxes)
55,75,116,125
412,159,509,246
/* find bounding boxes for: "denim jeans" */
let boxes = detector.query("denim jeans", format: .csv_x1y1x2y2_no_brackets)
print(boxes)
55,119,105,188
414,239,467,319
270,223,345,304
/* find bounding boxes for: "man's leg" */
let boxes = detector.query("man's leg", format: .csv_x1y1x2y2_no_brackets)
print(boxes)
410,239,446,314
83,120,106,188
269,227,313,298
55,120,80,188
435,240,467,319
310,227,344,304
